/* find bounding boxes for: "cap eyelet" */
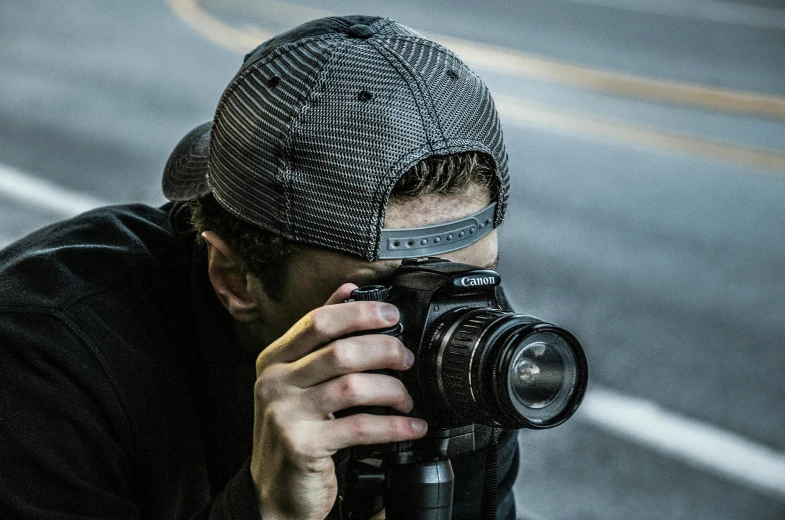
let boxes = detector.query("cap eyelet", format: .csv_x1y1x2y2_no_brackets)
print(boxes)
357,90,373,102
446,69,459,80
267,76,281,87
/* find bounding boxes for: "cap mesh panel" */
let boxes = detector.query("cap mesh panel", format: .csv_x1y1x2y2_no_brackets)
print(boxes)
208,38,338,235
287,38,432,257
387,37,510,225
205,20,509,260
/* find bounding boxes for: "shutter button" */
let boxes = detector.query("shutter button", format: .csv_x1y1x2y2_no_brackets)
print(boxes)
347,24,375,39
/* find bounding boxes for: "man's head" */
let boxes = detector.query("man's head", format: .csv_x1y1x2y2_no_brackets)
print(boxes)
191,151,500,345
162,16,509,345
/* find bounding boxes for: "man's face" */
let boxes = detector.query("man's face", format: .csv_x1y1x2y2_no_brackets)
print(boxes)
249,183,499,347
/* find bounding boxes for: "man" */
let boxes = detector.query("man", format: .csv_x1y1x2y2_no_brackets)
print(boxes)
0,15,518,520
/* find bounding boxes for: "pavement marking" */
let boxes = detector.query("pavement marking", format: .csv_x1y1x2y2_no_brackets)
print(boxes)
166,0,269,52
168,0,785,120
3,163,785,500
165,0,785,175
430,34,785,121
494,95,785,175
0,163,110,218
581,385,785,500
561,0,785,30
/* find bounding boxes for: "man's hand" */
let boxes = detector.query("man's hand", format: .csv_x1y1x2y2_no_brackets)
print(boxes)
250,283,428,520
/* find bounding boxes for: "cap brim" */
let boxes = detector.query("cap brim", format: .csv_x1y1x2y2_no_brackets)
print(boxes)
162,122,213,201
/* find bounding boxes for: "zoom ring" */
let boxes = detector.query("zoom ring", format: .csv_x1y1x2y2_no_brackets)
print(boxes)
437,309,504,421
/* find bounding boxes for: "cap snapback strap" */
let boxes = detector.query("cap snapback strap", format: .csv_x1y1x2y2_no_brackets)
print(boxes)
378,203,497,259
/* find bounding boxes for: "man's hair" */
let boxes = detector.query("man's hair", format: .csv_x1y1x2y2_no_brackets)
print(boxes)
190,151,497,299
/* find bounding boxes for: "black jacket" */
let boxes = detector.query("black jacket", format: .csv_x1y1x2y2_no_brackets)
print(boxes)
0,202,519,519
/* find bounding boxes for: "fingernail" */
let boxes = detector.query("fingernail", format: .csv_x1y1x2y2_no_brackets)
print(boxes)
406,394,414,411
404,349,415,368
380,304,399,324
410,419,427,434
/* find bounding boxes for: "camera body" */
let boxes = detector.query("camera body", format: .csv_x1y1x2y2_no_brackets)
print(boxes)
350,257,588,431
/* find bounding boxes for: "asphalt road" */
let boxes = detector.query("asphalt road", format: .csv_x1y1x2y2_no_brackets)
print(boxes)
1,0,784,518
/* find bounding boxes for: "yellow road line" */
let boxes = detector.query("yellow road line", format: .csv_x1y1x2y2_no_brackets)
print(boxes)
169,0,785,121
167,0,785,174
166,0,269,52
496,95,785,174
434,34,785,121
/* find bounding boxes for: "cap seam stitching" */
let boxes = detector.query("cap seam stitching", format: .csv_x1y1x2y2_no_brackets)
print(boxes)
363,39,439,258
214,33,345,119
282,38,347,241
371,39,450,153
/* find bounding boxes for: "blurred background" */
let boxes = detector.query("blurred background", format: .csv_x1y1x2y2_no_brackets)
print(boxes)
1,0,784,518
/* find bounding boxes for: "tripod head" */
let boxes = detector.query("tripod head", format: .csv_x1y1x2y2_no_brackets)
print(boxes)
346,425,477,520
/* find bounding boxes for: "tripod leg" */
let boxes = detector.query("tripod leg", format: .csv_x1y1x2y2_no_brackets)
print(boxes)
384,459,454,520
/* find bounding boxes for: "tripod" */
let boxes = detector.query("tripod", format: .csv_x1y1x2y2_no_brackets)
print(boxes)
346,425,477,520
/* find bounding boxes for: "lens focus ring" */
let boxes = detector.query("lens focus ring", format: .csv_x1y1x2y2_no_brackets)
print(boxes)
430,309,505,424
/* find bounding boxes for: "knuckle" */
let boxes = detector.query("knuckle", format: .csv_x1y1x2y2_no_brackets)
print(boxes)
282,431,315,461
337,373,362,401
329,341,355,371
255,349,282,377
254,367,285,404
350,414,374,444
395,416,418,436
308,307,333,337
394,381,410,407
261,402,288,429
388,337,407,360
362,302,381,323
350,302,381,328
255,376,274,404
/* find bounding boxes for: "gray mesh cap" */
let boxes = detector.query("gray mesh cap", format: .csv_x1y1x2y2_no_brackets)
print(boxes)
163,15,510,261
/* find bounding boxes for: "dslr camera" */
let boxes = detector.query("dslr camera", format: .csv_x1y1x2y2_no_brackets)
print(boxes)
350,257,588,430
345,257,588,519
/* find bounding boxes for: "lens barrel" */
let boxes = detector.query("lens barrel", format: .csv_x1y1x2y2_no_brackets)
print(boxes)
424,308,587,429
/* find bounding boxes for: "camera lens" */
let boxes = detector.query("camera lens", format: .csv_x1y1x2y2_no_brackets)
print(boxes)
510,340,564,409
423,309,587,429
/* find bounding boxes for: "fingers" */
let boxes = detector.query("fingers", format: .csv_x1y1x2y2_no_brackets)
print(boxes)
287,335,413,389
324,283,358,306
320,413,428,451
258,301,400,371
300,372,414,416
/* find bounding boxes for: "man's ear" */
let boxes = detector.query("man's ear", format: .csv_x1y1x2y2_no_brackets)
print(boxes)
201,231,262,322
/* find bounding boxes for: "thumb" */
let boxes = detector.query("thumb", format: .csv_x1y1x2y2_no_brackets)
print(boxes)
324,283,359,306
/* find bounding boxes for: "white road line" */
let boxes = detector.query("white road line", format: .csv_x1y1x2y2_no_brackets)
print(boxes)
561,0,785,30
0,163,110,217
581,385,785,500
3,164,785,500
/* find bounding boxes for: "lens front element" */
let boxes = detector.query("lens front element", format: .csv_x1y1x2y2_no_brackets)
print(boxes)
498,327,584,427
426,308,587,429
511,341,565,409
